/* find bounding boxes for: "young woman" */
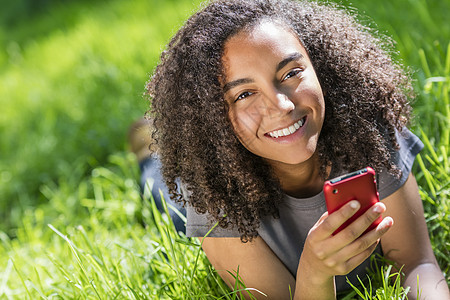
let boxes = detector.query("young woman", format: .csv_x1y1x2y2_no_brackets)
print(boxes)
145,0,449,298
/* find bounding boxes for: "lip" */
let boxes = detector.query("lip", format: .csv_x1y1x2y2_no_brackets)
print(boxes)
263,116,308,143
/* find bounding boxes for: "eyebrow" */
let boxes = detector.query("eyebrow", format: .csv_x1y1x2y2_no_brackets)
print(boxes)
276,52,304,72
222,52,304,93
223,78,254,93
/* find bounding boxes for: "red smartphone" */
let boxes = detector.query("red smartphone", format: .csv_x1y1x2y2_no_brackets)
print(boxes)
323,167,381,236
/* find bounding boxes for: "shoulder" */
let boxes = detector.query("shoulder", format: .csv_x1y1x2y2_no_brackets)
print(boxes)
377,127,423,199
181,181,242,238
185,203,242,237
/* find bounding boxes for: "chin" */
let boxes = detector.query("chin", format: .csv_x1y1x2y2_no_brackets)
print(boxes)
284,155,314,165
268,150,317,166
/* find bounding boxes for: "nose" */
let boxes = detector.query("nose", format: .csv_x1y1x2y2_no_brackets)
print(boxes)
259,90,294,118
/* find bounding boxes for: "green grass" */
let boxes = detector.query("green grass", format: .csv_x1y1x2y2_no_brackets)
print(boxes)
343,262,411,300
0,0,203,232
414,43,450,278
0,0,449,299
0,152,255,299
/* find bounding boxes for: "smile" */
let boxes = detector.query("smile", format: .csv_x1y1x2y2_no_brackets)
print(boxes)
267,117,306,138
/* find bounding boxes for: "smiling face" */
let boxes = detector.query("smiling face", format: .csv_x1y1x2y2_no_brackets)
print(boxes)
222,21,325,168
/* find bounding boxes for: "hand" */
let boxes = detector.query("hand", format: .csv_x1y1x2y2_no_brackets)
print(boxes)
298,201,394,285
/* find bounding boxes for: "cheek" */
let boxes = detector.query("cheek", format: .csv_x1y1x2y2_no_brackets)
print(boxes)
230,106,256,129
319,96,326,119
228,108,260,145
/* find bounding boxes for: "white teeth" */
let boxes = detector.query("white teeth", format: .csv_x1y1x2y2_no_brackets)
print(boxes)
268,118,305,138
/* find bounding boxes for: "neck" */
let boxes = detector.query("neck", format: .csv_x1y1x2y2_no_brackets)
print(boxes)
267,153,325,198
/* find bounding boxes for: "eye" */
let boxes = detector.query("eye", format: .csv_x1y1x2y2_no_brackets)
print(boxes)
235,91,253,102
282,68,303,81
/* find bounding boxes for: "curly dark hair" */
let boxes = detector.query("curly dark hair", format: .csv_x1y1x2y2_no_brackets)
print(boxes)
146,0,412,241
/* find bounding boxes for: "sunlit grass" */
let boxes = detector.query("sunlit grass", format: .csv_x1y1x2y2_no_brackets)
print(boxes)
0,153,257,299
414,43,450,278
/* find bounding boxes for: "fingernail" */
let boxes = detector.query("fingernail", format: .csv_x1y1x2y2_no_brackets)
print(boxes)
373,205,382,213
385,218,393,227
380,218,393,230
349,201,360,209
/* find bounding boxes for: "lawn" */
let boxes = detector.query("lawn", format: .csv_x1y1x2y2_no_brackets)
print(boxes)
0,0,448,298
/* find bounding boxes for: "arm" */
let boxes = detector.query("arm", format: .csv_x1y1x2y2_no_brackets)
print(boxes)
381,172,449,299
202,200,393,299
201,236,296,299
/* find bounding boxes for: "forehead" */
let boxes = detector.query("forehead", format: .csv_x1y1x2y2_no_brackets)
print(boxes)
222,21,307,73
238,21,299,46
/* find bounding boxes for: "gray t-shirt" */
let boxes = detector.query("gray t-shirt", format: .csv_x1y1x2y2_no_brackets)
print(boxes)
185,128,423,292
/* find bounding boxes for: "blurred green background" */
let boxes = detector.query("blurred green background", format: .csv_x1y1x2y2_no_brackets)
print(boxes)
0,0,202,232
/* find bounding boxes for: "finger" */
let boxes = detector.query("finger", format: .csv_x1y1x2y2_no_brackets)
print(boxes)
316,211,329,224
335,241,379,275
315,200,361,240
313,204,391,264
314,211,328,227
333,202,387,245
307,210,328,235
331,216,393,264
